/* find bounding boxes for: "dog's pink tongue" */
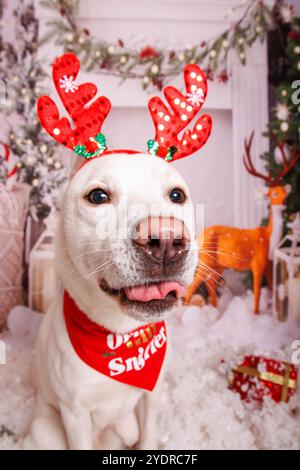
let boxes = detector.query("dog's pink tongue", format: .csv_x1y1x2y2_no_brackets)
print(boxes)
125,282,184,302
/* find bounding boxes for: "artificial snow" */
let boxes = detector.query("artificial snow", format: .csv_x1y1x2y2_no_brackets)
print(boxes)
0,289,299,450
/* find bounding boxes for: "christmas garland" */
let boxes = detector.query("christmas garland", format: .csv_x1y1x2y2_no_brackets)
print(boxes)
41,0,283,89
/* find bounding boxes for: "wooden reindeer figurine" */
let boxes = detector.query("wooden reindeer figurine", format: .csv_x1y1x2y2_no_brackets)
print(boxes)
185,133,298,313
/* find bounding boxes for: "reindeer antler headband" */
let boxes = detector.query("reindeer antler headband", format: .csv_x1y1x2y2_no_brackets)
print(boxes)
37,53,212,162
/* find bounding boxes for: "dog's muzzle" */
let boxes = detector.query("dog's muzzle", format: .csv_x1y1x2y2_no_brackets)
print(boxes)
99,216,191,321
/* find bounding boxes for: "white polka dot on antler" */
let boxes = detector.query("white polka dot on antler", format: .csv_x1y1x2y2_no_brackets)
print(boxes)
53,128,60,136
158,124,165,130
174,98,180,105
181,114,187,121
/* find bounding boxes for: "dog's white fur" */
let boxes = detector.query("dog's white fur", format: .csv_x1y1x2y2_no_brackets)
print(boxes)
23,153,197,450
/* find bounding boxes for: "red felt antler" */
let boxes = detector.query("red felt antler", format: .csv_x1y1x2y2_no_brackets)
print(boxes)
147,64,212,161
37,53,111,158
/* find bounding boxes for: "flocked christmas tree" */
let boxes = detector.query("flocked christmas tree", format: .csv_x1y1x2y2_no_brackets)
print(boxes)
0,0,66,221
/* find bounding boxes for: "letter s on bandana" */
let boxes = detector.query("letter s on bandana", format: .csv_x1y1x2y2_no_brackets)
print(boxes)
63,291,167,391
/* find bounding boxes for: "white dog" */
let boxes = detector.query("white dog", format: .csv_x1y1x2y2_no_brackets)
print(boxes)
24,51,212,450
23,152,198,450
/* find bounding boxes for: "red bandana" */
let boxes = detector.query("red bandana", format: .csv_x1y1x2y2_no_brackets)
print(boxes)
63,291,167,391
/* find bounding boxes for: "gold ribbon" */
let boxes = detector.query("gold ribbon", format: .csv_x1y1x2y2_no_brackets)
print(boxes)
233,362,297,402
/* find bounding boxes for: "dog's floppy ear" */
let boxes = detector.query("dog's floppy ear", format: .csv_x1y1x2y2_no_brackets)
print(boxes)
37,53,111,160
147,64,212,162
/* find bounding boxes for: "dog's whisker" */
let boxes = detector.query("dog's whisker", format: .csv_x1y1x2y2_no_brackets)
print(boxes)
197,261,221,279
196,241,245,251
84,260,114,280
70,259,113,284
195,235,224,243
196,241,234,247
200,249,251,263
70,260,114,294
193,264,230,293
198,262,235,293
194,265,227,292
56,249,114,269
82,260,114,283
54,239,116,254
98,262,115,290
54,256,115,283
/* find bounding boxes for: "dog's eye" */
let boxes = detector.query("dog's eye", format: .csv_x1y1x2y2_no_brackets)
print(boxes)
86,188,109,205
169,188,186,204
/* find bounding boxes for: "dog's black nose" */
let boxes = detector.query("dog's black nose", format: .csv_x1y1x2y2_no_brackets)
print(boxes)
133,216,190,263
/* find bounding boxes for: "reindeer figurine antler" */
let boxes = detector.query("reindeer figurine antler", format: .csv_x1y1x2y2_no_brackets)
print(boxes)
37,53,111,159
37,54,212,162
244,131,299,186
147,64,212,161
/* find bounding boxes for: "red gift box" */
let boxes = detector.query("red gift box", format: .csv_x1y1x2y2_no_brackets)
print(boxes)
229,355,298,404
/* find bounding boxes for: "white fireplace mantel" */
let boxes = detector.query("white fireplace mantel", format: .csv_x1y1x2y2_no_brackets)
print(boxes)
37,0,271,228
